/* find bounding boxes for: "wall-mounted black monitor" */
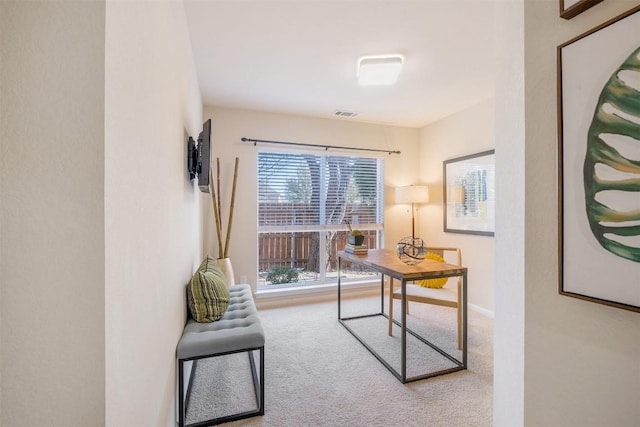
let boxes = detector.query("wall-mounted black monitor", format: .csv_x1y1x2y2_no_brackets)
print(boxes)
187,118,212,193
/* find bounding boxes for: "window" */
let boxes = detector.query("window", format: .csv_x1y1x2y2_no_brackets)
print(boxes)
257,151,384,289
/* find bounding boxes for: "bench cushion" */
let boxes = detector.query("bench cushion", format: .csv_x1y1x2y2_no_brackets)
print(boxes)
177,284,265,360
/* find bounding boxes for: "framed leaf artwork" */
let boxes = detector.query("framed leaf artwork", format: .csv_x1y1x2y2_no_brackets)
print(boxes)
560,0,604,20
557,6,640,312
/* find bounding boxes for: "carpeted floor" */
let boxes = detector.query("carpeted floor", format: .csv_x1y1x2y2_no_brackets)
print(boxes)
185,295,493,426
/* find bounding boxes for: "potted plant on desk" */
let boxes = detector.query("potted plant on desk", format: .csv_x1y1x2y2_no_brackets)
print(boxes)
346,222,365,246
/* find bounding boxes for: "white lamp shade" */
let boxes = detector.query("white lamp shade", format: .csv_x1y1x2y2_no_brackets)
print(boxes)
395,185,429,204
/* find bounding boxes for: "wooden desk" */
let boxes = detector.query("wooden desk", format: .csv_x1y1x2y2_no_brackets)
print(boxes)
338,248,468,383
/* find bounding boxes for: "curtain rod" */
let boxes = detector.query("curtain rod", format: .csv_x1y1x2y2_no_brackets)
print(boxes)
241,137,401,155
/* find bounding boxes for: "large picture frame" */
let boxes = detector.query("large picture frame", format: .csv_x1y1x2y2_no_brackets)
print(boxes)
557,6,640,312
560,0,603,20
443,150,495,236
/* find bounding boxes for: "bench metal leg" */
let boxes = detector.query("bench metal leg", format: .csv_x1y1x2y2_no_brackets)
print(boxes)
248,348,265,415
177,347,265,427
178,359,184,427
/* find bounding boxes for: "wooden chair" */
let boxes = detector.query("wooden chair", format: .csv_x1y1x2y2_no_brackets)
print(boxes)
387,247,463,350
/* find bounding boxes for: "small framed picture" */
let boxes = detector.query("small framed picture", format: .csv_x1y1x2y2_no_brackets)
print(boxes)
443,150,495,236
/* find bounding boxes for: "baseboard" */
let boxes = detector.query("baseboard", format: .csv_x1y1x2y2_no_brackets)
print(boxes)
255,282,495,317
469,303,494,318
255,281,378,310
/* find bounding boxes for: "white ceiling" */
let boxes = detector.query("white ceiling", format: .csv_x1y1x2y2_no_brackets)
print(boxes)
184,1,499,128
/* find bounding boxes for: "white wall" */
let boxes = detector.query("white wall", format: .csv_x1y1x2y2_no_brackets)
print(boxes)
493,0,525,424
0,1,106,424
418,100,496,313
201,106,421,289
522,1,640,425
104,1,203,426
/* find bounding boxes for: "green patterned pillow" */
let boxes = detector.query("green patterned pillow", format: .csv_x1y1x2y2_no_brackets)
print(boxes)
197,256,219,274
187,267,230,323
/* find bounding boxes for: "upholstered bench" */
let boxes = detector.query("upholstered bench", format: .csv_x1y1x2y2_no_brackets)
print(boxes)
177,284,265,426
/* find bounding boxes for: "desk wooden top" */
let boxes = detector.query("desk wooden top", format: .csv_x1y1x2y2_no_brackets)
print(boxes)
338,248,467,281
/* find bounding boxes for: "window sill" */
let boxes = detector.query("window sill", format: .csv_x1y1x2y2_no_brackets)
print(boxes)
254,279,380,309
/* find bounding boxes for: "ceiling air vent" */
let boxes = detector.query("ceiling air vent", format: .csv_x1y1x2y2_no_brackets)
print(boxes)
333,110,359,118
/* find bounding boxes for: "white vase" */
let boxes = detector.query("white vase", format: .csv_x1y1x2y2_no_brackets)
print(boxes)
216,257,235,286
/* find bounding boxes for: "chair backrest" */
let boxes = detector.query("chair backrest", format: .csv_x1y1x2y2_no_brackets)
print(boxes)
425,247,462,289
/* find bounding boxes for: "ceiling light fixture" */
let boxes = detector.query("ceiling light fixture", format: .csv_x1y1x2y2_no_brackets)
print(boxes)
357,54,404,86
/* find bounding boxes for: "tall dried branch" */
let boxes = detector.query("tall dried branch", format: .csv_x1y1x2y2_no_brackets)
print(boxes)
209,168,224,258
223,157,239,258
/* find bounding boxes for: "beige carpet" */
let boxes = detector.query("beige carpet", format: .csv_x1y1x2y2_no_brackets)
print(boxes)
186,295,493,426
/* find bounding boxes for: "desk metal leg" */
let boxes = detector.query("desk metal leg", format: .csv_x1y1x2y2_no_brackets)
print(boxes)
387,277,394,336
401,278,407,383
380,273,385,314
337,257,342,320
462,271,467,368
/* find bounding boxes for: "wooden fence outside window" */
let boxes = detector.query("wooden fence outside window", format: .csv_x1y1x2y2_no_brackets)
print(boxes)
258,231,376,272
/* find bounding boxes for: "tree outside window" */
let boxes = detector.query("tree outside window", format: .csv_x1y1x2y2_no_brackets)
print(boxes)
257,151,383,288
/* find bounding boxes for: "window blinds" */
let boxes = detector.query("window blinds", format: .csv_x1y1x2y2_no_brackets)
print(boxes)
258,152,383,231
